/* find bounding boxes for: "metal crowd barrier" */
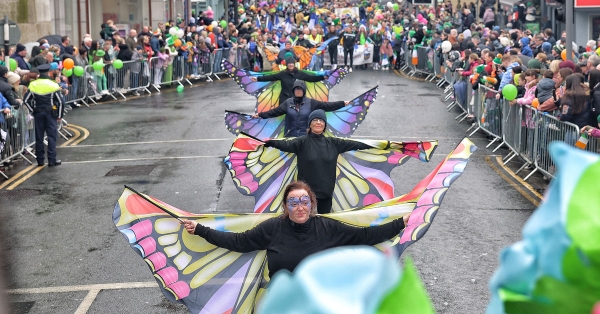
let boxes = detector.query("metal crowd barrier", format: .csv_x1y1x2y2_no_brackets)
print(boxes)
0,106,35,179
84,63,119,104
433,51,444,85
467,85,502,148
414,46,435,81
184,49,212,83
532,113,580,179
111,59,153,98
211,48,231,80
233,46,251,70
64,75,90,107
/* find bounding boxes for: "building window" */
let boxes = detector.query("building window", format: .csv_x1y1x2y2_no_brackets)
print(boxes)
593,16,600,41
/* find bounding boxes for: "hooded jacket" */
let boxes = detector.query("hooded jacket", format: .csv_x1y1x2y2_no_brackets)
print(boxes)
258,81,345,137
257,68,325,105
520,37,533,57
536,78,555,103
499,62,520,91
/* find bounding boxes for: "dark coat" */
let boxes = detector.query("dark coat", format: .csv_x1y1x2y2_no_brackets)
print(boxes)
0,77,19,108
266,133,371,198
258,81,345,137
257,69,325,105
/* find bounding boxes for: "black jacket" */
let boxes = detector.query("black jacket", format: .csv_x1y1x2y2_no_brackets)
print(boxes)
116,44,133,61
258,81,345,137
194,215,405,278
296,38,313,48
0,77,19,108
324,32,340,50
341,32,357,50
277,48,298,64
266,133,372,198
257,69,325,105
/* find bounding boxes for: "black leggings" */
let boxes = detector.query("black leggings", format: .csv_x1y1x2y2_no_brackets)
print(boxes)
316,197,333,214
329,47,338,66
343,48,353,68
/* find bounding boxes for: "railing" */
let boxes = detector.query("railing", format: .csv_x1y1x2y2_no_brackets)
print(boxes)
0,106,35,179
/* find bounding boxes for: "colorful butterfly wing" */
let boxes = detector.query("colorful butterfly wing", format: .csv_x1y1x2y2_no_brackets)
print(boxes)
293,46,318,70
325,86,378,138
304,81,330,103
222,59,278,97
394,138,477,255
255,82,283,113
224,111,286,139
258,42,278,63
331,139,439,211
224,133,298,213
113,187,278,313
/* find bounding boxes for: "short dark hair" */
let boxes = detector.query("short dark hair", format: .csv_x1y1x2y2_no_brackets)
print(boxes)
61,36,69,43
543,70,554,78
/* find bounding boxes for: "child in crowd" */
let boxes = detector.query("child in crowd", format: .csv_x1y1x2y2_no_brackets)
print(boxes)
536,70,556,105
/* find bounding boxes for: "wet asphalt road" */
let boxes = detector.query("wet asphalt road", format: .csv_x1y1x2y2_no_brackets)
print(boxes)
0,69,538,314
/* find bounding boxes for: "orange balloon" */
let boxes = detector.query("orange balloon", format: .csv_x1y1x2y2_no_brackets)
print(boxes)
174,39,182,47
532,98,539,108
561,50,567,61
63,58,74,70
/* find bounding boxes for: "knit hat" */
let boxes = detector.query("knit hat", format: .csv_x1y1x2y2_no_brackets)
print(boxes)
541,42,552,53
6,72,20,85
559,60,575,71
493,54,502,65
553,44,565,53
475,65,485,74
16,44,26,53
285,56,295,65
527,59,542,70
308,109,327,128
597,115,600,123
0,66,7,77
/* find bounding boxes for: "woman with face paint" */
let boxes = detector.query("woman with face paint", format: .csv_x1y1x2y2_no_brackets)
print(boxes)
182,181,410,278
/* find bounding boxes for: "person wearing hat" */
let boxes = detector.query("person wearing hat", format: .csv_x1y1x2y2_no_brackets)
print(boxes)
263,109,374,214
0,66,21,109
23,64,64,167
252,80,351,137
276,41,298,64
250,57,327,106
10,44,30,72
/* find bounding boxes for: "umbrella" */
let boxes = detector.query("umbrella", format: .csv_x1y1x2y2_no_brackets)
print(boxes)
38,34,63,46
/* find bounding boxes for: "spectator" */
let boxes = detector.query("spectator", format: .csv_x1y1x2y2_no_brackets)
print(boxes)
10,44,29,72
559,74,591,132
126,29,138,52
536,70,556,106
482,7,495,29
589,69,600,124
31,39,48,58
0,66,20,108
59,36,70,56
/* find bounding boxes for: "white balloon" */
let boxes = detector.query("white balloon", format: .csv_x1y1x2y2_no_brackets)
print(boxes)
387,2,393,8
177,29,185,38
169,27,177,36
441,40,452,53
211,21,218,27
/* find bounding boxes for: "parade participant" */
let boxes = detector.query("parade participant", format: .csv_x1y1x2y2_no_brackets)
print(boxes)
276,41,297,64
263,110,375,214
341,24,356,72
182,180,410,277
251,81,350,137
324,25,339,69
23,64,64,167
250,57,328,106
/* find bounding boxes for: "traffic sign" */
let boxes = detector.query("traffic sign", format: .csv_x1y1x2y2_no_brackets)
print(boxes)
0,16,21,45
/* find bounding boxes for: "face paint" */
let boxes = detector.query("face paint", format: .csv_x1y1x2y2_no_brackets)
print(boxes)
286,195,311,211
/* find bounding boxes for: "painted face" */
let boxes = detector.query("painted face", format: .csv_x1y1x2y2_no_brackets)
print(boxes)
286,190,311,223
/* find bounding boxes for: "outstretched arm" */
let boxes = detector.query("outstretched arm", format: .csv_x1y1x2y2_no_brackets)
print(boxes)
329,215,408,246
311,99,346,112
333,138,375,154
258,102,288,118
184,219,272,253
264,137,303,153
295,71,325,82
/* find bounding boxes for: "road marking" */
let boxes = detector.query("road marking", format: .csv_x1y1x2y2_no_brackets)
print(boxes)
74,289,100,314
63,155,225,164
68,124,90,146
59,138,232,148
494,156,543,200
6,281,157,294
6,165,46,190
60,126,81,147
485,155,541,207
0,165,37,190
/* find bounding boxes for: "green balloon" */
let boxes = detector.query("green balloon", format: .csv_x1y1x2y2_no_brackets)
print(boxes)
113,59,124,69
502,84,518,101
73,66,84,77
9,58,17,71
393,3,399,10
62,68,73,77
176,85,184,92
220,20,227,29
93,61,104,71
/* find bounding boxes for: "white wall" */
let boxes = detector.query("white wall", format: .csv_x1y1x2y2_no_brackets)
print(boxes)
574,9,600,46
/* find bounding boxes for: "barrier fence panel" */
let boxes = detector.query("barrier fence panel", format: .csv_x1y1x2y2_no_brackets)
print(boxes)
499,100,521,162
586,136,600,154
85,63,119,104
196,49,213,82
515,105,538,176
531,113,580,180
232,46,251,71
149,56,186,91
0,106,35,179
414,46,433,80
469,85,502,148
211,48,231,80
64,74,89,107
399,42,409,72
111,59,153,97
404,44,415,76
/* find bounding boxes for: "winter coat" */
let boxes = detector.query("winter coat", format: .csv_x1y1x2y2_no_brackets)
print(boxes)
0,93,10,124
517,80,537,106
258,81,345,137
483,9,495,24
560,98,591,130
341,32,357,50
0,77,19,108
536,78,555,103
116,44,133,61
499,62,519,91
266,133,372,198
520,37,533,57
379,43,393,58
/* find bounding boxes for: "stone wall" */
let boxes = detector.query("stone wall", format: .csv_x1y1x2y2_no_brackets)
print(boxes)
0,0,54,44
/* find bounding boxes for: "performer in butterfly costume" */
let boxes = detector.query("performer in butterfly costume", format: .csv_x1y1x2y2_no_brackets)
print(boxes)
221,57,348,115
113,139,476,314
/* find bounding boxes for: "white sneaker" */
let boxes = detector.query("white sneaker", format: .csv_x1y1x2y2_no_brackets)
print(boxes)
349,67,353,73
132,91,140,96
332,64,337,70
101,90,109,95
